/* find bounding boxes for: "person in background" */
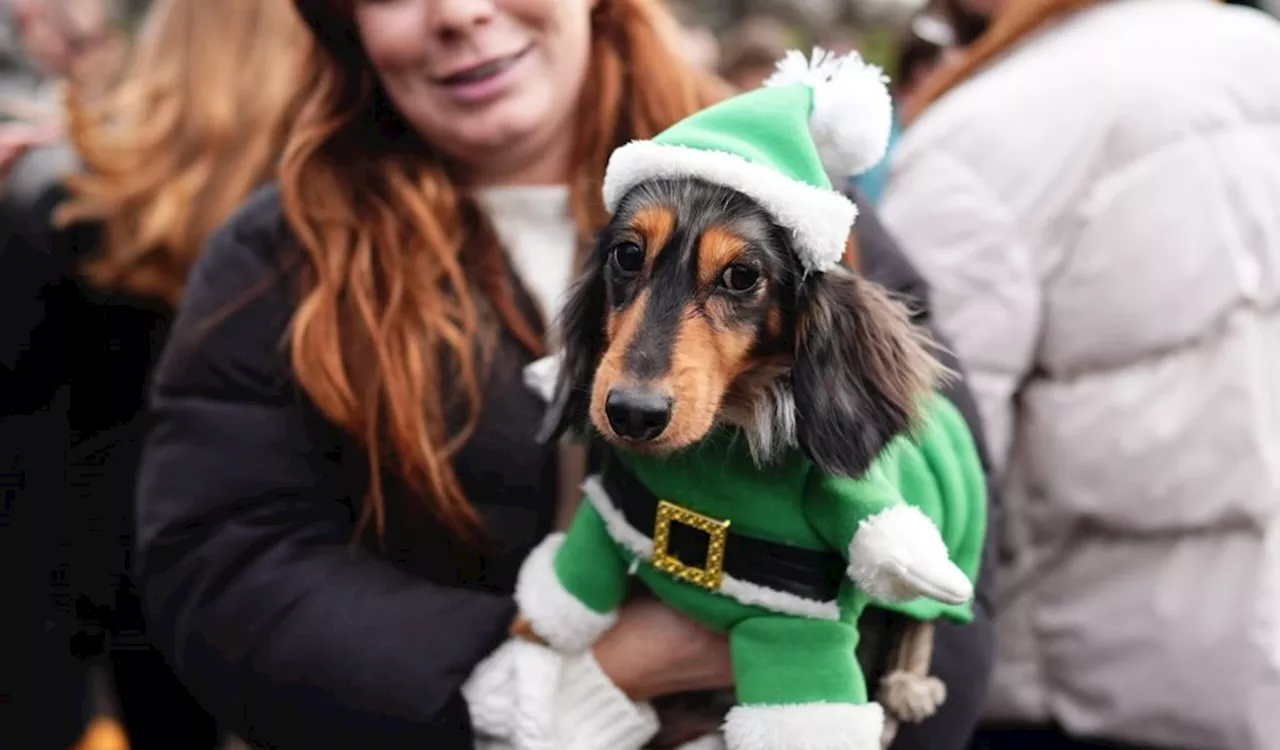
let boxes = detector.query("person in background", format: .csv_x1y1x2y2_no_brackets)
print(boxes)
880,0,1280,748
814,24,861,56
1,3,118,748
668,3,721,73
854,11,956,204
933,0,994,45
0,0,124,202
718,15,792,91
130,0,998,748
0,1,310,748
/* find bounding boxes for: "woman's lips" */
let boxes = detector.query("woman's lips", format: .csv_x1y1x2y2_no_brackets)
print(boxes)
435,46,532,105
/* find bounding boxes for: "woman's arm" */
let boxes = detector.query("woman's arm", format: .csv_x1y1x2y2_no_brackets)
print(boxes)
135,199,521,749
137,191,689,750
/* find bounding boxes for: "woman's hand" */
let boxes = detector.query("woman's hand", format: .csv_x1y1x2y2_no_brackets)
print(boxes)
591,598,734,702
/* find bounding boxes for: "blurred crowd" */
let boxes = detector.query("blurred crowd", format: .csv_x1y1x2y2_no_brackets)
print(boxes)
4,1,1280,750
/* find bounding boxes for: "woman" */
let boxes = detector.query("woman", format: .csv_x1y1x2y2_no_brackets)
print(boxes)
717,15,792,91
880,0,1280,748
0,0,120,208
134,1,996,748
932,0,993,46
0,2,309,748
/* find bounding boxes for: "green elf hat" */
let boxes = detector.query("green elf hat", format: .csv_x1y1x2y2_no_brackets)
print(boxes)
602,48,893,274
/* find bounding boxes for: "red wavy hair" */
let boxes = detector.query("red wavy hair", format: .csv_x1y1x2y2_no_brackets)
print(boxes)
56,0,310,304
285,0,728,541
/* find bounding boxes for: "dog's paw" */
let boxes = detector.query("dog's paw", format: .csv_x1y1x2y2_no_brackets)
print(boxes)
878,671,946,724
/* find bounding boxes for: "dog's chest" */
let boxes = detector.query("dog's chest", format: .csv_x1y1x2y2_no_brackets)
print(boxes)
612,431,824,550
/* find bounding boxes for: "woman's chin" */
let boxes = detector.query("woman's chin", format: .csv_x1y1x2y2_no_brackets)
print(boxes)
445,116,560,174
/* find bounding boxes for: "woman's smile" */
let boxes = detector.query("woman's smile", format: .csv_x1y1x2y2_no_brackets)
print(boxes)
431,43,533,106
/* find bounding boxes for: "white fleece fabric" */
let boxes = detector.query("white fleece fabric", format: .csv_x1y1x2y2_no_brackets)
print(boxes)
723,702,884,750
847,504,972,606
463,638,660,750
514,532,618,653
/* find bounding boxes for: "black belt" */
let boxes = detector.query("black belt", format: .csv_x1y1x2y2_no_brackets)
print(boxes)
600,456,847,603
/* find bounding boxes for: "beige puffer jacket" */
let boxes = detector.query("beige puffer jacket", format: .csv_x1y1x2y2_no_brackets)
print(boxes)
880,1,1280,748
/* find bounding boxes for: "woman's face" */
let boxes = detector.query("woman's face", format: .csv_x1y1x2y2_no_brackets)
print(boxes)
355,0,597,184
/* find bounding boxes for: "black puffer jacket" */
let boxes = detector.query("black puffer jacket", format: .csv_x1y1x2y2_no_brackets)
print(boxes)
132,183,997,750
1,172,180,748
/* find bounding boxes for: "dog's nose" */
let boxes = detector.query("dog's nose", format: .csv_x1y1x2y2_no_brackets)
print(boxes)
605,387,672,442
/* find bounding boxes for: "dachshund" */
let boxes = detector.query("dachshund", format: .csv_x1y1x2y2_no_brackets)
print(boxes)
542,175,942,478
536,175,953,748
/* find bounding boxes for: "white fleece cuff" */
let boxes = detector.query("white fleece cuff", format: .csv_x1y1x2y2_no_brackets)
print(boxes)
514,533,618,653
847,505,973,605
723,703,884,750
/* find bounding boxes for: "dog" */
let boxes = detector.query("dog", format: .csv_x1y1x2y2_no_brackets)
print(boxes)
518,174,973,748
542,176,939,475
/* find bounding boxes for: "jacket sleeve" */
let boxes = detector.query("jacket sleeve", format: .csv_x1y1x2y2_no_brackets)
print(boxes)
0,176,82,746
0,182,72,399
878,150,1041,478
137,209,662,750
136,215,516,749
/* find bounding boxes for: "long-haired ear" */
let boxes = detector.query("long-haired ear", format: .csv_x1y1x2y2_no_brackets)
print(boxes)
792,268,948,478
537,251,609,443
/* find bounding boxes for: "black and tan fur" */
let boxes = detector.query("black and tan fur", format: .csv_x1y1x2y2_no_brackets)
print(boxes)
535,176,955,747
543,177,945,479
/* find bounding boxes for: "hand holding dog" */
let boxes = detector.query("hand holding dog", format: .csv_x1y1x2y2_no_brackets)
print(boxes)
592,598,735,702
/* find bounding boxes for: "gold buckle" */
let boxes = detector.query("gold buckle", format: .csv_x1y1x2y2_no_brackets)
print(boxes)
652,499,730,591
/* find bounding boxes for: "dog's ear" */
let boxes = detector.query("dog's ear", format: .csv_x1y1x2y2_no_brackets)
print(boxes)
538,249,608,443
792,268,946,478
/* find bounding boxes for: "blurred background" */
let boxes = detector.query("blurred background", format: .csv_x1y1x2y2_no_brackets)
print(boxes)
4,1,1280,749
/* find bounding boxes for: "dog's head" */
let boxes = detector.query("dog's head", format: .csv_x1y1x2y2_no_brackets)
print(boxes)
543,177,944,478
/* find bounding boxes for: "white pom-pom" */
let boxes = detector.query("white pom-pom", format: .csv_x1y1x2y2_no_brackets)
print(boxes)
765,47,894,178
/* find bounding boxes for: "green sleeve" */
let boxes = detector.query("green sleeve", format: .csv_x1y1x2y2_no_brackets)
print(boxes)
553,498,632,614
802,458,905,556
911,395,988,586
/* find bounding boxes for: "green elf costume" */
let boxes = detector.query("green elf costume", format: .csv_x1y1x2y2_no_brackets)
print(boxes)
517,49,988,750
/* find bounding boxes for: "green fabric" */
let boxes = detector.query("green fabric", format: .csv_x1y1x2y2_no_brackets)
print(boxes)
730,615,867,705
614,392,986,621
804,395,987,623
652,84,833,192
880,395,988,622
549,390,988,705
554,504,876,706
553,391,986,615
554,501,631,615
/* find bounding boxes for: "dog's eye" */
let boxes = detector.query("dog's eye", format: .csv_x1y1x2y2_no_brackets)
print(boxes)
611,242,644,275
721,263,761,292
